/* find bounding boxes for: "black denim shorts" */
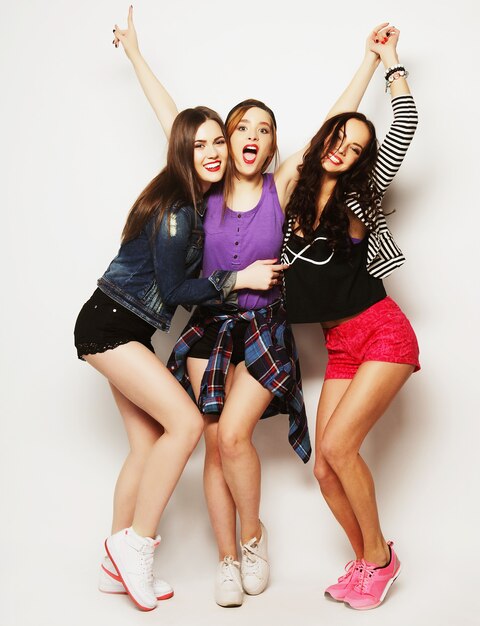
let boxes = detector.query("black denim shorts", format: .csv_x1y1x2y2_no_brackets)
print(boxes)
188,319,249,365
74,288,156,360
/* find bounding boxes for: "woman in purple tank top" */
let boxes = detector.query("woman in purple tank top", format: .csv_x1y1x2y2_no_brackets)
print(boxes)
114,7,384,607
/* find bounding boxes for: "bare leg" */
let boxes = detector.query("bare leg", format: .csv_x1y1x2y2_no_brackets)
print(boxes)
85,342,204,538
217,362,273,544
314,379,365,559
187,357,238,559
318,361,414,565
109,383,164,533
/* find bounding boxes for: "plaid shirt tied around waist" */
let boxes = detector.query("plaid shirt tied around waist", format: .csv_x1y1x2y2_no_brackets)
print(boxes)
167,301,311,463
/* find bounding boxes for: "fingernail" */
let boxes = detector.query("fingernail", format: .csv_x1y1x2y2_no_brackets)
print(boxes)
375,39,379,43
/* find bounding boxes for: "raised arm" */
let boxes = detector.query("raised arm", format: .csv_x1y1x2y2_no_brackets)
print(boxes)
371,29,418,197
275,23,388,208
344,27,417,226
113,6,178,140
324,23,389,119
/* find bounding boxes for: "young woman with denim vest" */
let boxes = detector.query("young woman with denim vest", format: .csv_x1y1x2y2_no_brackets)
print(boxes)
281,30,419,609
74,106,283,611
113,7,391,607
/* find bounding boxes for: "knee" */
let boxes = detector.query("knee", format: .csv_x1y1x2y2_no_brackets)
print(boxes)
320,436,356,475
218,426,249,461
178,414,204,452
313,455,336,486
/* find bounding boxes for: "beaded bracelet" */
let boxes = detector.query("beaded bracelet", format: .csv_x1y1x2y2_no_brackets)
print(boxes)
384,64,409,92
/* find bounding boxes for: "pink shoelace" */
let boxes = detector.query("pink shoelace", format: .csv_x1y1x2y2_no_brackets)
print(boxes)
337,560,358,583
353,560,376,594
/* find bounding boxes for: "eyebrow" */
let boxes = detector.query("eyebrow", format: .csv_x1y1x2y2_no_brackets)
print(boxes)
239,118,272,130
338,128,364,150
194,136,225,143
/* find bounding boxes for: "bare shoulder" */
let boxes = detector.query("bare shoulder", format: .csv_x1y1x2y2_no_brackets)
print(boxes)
274,146,307,210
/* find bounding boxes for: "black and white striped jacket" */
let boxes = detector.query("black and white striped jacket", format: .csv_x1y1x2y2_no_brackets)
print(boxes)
346,94,418,278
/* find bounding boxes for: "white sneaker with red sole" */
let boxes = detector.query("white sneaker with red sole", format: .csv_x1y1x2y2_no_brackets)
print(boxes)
99,555,173,600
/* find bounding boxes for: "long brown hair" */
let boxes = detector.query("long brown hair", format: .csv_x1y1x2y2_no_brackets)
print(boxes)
285,112,381,257
122,106,225,243
222,99,279,205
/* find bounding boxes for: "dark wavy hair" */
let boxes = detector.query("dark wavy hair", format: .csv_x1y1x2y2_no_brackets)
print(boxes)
285,112,381,257
122,106,225,243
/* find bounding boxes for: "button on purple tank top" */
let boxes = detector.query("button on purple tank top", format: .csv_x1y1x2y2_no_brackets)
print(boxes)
203,174,284,309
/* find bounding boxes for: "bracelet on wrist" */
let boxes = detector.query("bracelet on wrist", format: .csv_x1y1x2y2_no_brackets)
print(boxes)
384,64,409,92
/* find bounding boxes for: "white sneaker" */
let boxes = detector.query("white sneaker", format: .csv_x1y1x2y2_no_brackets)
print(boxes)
214,556,243,607
240,521,269,595
105,527,160,611
99,555,174,600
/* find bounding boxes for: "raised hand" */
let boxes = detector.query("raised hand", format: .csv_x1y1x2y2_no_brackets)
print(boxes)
379,26,401,67
113,5,140,60
366,23,399,60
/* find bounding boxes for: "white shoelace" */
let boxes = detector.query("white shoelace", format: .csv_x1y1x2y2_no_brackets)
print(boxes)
241,541,264,575
221,556,240,583
138,545,155,589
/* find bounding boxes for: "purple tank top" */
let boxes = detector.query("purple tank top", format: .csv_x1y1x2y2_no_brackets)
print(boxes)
203,174,284,309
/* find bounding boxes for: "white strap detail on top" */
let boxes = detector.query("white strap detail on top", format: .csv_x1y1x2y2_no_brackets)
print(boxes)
283,237,334,266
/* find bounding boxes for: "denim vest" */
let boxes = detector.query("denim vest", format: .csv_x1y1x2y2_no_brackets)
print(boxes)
98,203,233,332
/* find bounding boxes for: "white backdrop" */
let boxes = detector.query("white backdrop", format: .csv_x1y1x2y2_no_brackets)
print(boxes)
2,1,479,625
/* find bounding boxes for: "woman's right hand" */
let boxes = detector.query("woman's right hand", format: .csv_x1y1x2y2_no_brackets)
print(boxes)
113,6,140,60
234,260,289,291
365,22,391,60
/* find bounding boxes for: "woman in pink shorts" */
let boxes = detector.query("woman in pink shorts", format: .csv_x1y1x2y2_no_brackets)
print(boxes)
282,27,419,609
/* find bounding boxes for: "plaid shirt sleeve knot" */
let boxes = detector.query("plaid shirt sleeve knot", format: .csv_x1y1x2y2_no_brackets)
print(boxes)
167,301,311,463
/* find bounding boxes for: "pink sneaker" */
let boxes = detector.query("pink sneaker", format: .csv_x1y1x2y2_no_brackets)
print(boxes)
324,560,363,601
344,542,401,610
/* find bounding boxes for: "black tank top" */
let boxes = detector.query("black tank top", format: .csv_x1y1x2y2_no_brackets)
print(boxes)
283,229,386,324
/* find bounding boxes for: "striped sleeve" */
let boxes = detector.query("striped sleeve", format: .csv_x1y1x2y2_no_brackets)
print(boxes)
373,94,418,198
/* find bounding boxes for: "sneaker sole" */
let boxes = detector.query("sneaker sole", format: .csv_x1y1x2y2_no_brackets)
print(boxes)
104,538,157,611
216,598,243,608
242,578,269,596
100,564,174,600
344,565,402,611
100,588,174,601
215,588,244,608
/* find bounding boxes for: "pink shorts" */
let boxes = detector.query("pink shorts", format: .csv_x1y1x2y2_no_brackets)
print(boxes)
323,297,420,380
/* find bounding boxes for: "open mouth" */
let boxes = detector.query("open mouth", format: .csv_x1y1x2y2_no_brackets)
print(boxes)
204,160,221,173
327,152,343,165
242,144,258,164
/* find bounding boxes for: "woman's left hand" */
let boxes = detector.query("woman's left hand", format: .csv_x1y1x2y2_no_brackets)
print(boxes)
379,26,400,66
